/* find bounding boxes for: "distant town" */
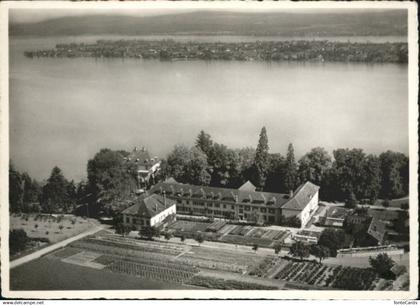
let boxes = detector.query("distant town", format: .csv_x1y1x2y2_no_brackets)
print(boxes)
24,40,408,63
10,128,410,290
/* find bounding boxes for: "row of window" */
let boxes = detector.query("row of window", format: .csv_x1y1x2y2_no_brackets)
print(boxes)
175,198,276,214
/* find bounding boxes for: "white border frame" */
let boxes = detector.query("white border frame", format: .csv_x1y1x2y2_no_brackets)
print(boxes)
0,0,418,299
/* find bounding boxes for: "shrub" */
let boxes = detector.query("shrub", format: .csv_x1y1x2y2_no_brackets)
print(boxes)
164,232,173,241
9,229,29,255
369,253,395,279
382,199,390,208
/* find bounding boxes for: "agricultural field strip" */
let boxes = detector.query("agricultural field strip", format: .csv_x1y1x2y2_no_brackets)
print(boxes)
273,261,377,290
106,260,197,283
82,237,187,255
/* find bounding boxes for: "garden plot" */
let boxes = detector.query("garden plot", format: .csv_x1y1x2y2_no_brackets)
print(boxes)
221,234,273,248
168,220,211,233
274,261,378,290
217,224,237,235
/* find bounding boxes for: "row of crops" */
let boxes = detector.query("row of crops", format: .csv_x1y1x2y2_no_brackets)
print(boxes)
78,236,186,256
185,275,278,290
70,239,183,263
177,255,247,274
274,261,378,290
106,260,197,284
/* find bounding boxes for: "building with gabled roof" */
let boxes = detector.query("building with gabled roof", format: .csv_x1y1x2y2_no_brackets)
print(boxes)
148,179,320,227
238,180,257,192
125,147,161,189
121,194,176,229
367,217,387,244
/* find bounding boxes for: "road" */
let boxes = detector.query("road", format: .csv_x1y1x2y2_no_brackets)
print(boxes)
10,224,105,269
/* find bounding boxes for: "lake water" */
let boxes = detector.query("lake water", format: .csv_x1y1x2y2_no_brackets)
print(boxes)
9,36,408,181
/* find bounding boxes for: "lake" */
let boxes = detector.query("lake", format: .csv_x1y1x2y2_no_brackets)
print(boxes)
9,36,408,181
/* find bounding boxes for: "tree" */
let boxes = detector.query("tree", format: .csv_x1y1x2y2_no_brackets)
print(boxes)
195,130,213,156
298,147,332,187
362,155,381,203
289,241,310,261
166,145,211,186
369,253,395,279
379,151,408,199
253,127,269,189
41,166,72,213
252,244,259,252
140,226,160,240
9,229,29,256
184,147,211,185
285,143,298,193
9,162,24,213
207,143,240,187
345,191,358,209
332,148,367,201
318,228,346,257
164,231,173,241
115,222,130,236
21,172,41,209
87,149,138,213
393,211,409,234
166,145,191,181
274,242,283,255
310,245,330,263
264,154,287,193
195,233,204,246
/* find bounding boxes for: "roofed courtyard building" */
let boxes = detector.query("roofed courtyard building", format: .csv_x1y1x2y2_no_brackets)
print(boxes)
148,179,319,228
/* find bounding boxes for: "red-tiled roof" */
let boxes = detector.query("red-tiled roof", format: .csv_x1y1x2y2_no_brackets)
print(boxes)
121,194,175,217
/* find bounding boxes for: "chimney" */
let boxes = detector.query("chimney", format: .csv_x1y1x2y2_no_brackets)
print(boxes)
155,203,158,212
289,190,294,197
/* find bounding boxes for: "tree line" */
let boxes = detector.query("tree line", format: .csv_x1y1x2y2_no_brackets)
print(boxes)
9,127,408,215
164,128,409,205
9,162,80,214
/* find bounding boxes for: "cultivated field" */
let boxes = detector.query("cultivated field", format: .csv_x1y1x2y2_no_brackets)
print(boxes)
11,231,382,290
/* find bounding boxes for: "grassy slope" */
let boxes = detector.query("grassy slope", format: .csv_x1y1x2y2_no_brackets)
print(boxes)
10,10,407,37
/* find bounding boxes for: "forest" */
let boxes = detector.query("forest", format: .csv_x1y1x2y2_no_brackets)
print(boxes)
9,128,409,217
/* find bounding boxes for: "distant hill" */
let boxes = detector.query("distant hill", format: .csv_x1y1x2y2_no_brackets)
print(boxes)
9,10,407,37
